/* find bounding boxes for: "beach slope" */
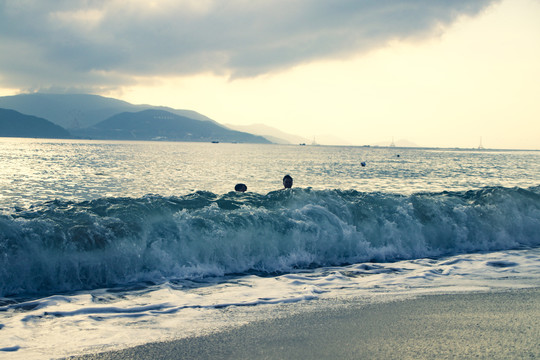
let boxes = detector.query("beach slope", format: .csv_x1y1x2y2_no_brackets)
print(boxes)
68,288,539,360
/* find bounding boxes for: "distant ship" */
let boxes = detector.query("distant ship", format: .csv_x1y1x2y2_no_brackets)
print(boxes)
389,137,396,147
478,137,485,150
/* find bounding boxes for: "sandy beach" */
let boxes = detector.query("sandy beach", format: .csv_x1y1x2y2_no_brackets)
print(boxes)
68,288,539,360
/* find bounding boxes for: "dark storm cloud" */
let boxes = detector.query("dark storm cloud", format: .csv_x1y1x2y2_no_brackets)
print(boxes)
0,0,498,91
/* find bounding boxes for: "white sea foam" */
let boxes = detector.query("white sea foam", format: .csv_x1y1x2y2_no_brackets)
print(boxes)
0,248,538,359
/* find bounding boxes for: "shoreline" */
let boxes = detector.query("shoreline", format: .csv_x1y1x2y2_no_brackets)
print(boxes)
67,287,540,360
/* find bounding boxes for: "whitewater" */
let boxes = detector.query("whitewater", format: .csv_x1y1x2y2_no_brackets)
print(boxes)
0,139,539,358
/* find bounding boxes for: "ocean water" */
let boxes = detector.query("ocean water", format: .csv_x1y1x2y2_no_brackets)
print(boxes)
0,138,539,358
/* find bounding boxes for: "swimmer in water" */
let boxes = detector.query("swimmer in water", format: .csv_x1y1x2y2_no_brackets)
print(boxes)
234,183,247,192
282,175,293,189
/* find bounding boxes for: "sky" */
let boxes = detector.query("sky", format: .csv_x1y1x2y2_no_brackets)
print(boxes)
1,0,539,149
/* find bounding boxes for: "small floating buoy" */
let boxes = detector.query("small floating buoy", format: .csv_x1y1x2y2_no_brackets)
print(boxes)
360,162,366,167
396,154,400,158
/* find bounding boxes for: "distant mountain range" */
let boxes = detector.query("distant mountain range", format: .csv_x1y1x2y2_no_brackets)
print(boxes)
0,93,216,130
0,93,419,146
73,109,270,143
0,108,72,138
0,94,269,143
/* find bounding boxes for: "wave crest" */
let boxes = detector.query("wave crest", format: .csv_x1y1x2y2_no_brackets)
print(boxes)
1,186,539,296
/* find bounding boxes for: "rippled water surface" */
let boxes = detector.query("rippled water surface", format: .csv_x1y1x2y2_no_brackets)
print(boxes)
1,138,539,208
1,138,540,359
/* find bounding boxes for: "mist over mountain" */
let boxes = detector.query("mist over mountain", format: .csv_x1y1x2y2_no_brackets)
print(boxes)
0,108,72,138
73,109,270,143
0,93,216,130
225,123,352,146
225,123,310,145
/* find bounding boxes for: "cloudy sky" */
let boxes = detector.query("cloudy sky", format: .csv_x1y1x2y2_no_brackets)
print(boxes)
1,0,539,149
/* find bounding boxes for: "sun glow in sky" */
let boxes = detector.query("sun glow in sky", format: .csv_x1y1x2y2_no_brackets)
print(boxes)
1,0,539,149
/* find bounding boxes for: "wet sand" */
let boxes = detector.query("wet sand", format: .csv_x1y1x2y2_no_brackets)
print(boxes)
68,288,540,360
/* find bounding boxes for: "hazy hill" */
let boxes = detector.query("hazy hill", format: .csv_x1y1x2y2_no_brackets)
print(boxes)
225,123,310,144
311,134,351,146
74,109,271,143
225,124,353,146
0,93,217,130
0,108,72,138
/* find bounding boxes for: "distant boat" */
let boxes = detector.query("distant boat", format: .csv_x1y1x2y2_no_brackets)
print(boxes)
299,143,306,146
311,137,320,146
211,140,219,144
390,137,396,147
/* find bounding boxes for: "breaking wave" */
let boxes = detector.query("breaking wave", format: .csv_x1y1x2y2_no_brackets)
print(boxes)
1,186,539,296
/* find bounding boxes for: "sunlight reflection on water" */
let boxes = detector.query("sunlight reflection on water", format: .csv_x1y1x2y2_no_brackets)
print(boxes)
1,138,539,208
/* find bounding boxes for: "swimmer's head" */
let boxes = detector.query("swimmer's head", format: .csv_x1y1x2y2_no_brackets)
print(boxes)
283,175,293,189
234,183,247,192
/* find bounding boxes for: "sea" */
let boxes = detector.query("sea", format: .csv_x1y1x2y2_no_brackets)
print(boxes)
1,138,539,358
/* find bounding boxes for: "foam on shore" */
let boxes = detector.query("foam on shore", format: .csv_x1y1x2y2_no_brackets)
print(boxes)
69,287,540,360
